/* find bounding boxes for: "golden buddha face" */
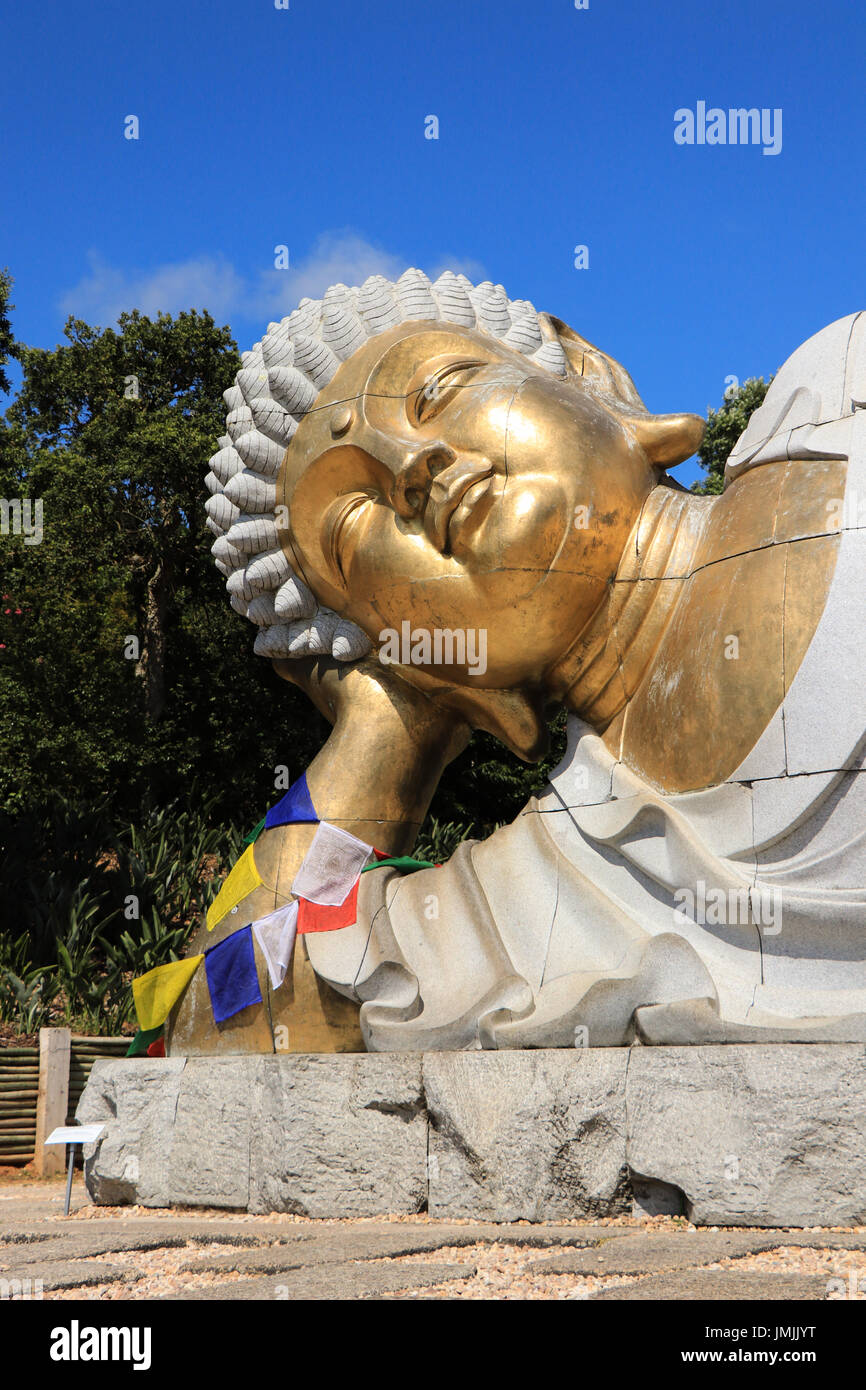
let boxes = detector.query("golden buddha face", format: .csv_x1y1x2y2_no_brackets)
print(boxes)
282,321,677,690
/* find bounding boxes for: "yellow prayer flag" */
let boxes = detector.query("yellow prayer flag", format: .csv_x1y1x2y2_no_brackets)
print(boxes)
132,955,204,1032
206,844,264,931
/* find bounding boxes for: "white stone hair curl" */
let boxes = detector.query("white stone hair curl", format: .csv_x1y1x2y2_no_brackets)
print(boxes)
205,267,568,663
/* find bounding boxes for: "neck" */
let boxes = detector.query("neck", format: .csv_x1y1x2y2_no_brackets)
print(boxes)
547,483,712,729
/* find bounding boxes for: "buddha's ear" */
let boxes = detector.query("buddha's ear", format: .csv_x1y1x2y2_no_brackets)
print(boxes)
537,313,705,467
626,411,706,468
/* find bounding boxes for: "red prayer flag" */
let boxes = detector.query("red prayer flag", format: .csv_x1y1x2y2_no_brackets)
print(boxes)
297,877,360,934
146,1036,166,1058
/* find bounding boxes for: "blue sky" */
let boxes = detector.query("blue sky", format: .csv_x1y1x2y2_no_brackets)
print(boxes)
2,0,864,484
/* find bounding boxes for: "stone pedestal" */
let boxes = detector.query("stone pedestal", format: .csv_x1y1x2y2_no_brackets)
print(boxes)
77,1047,866,1227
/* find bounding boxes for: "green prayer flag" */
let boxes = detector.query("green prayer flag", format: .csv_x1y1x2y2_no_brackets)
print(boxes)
361,856,437,874
126,1025,164,1057
243,815,267,846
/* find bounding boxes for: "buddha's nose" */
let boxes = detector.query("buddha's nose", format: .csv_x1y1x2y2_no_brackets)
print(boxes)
390,442,456,520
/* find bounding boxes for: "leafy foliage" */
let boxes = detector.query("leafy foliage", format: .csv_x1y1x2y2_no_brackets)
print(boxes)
691,377,772,495
0,797,241,1034
0,936,56,1034
0,268,18,396
415,817,478,863
0,307,330,824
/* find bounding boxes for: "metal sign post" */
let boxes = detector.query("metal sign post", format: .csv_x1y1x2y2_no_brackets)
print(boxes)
44,1125,105,1215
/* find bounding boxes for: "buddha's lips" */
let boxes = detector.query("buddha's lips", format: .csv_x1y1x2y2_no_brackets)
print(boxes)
424,459,495,552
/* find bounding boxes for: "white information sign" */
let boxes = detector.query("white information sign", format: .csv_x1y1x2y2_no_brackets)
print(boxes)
44,1124,105,1146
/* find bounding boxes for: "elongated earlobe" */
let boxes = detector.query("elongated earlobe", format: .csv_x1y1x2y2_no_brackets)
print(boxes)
628,411,705,468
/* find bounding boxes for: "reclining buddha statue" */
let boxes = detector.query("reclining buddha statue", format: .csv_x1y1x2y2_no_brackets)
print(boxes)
167,269,866,1055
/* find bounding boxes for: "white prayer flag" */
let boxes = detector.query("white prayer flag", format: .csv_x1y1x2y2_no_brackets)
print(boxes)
291,821,374,906
251,901,298,990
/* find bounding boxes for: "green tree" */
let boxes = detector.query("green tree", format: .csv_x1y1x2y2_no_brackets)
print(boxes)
692,376,771,495
0,268,18,395
0,308,327,822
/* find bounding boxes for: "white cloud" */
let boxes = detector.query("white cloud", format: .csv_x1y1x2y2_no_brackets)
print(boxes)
59,234,487,329
58,251,247,324
256,231,409,315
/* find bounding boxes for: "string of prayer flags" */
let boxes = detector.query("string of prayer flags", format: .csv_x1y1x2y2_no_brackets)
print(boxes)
297,878,360,935
206,844,264,931
264,771,319,830
125,1025,164,1058
361,855,438,874
132,955,204,1032
243,815,266,846
204,924,262,1023
252,901,298,989
291,821,374,906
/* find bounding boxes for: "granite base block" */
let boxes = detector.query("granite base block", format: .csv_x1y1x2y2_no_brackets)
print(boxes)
76,1046,866,1226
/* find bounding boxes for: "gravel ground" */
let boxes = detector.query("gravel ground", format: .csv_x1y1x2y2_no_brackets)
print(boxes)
38,1238,865,1303
4,1178,866,1301
709,1246,866,1296
45,1244,272,1300
373,1242,643,1300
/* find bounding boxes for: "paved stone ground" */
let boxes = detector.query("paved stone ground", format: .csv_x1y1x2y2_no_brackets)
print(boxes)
1,1177,865,1300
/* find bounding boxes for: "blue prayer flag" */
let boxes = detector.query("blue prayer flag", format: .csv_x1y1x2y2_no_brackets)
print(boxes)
204,925,262,1024
264,771,319,829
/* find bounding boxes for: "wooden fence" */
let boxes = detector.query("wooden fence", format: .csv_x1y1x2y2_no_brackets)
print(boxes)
0,1030,129,1171
0,1043,38,1167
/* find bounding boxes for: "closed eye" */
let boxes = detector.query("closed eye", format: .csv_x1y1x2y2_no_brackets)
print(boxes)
412,361,484,425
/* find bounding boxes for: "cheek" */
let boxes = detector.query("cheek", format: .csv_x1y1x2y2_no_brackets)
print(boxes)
469,477,568,576
343,509,471,633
